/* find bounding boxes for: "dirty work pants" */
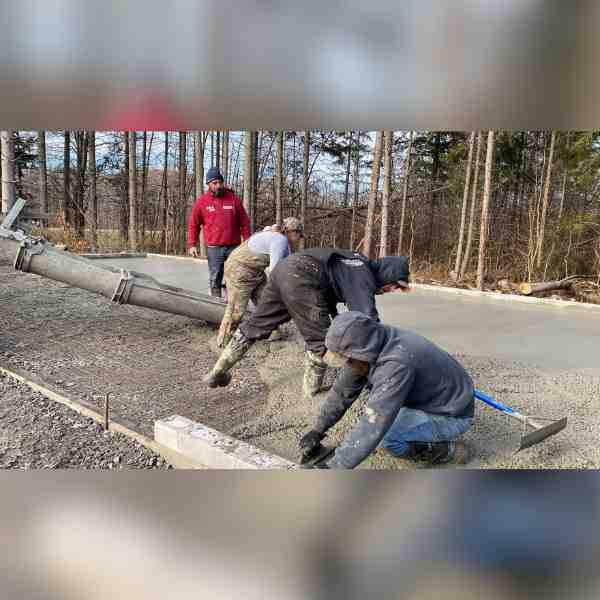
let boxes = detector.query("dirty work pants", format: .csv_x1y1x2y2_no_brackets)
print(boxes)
381,408,474,457
207,245,237,291
239,254,332,354
217,243,270,346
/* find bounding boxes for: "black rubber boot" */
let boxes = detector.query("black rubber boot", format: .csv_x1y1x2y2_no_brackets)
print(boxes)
210,287,222,298
409,441,467,465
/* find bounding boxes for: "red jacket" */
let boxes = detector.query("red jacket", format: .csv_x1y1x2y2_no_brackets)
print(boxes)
187,189,251,247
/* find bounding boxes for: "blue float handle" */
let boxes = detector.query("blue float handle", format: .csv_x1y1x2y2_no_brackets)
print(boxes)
474,389,517,415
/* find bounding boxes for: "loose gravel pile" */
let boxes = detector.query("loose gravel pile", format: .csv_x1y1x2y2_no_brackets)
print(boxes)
0,372,172,469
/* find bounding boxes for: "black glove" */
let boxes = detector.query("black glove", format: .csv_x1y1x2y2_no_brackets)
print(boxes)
299,430,325,460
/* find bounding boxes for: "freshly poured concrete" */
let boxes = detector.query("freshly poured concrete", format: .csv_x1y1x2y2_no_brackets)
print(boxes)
95,255,600,375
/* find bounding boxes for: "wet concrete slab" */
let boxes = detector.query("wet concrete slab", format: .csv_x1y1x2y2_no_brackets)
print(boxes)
94,254,600,375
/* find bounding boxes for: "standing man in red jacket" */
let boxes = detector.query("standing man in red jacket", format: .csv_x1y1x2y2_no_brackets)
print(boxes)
187,167,251,297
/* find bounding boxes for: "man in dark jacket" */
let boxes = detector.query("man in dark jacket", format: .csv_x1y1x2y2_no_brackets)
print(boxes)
203,249,410,397
299,311,475,468
187,167,251,297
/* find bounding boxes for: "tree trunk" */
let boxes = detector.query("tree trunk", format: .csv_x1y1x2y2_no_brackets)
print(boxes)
397,131,413,255
140,131,147,245
276,130,284,226
379,130,393,257
428,132,441,260
453,132,475,278
243,130,255,231
215,131,221,170
519,275,582,296
476,131,496,290
178,131,187,253
88,131,97,249
73,131,88,237
161,132,169,253
37,131,48,224
194,131,207,258
128,131,138,250
343,132,352,208
252,131,259,229
363,131,384,258
222,131,229,183
63,131,71,229
1,130,16,214
350,132,361,251
460,131,483,279
535,130,557,269
302,130,310,249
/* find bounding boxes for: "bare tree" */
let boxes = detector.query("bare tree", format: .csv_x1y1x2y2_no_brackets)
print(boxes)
363,131,384,258
302,131,310,248
73,131,88,237
194,131,207,257
87,131,97,249
397,131,414,255
178,131,187,253
476,131,496,290
343,132,352,208
222,131,230,183
1,130,16,213
37,131,48,223
161,132,169,252
243,130,255,231
460,131,483,280
276,130,284,225
535,130,557,269
128,131,138,250
379,130,393,257
63,130,71,229
452,132,476,278
350,131,361,250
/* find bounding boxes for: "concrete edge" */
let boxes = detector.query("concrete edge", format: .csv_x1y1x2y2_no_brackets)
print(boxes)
0,366,204,469
155,415,298,470
80,252,148,259
411,282,600,312
147,253,207,262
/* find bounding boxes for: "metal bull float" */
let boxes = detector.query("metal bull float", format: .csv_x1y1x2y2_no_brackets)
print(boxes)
0,205,226,325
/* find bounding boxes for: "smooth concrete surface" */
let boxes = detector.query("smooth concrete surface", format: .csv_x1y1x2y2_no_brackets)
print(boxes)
155,415,297,469
96,255,212,294
95,255,600,374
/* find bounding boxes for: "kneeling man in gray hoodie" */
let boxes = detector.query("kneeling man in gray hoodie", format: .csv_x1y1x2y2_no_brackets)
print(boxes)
300,311,475,469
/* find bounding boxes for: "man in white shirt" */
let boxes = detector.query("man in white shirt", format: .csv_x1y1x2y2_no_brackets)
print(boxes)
216,217,303,347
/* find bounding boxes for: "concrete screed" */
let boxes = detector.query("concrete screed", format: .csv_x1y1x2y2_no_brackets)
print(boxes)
89,255,600,469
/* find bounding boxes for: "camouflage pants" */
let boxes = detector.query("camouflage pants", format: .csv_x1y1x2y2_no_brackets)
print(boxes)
216,243,270,347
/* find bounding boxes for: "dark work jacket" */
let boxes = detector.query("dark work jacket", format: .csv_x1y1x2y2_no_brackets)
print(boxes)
299,248,410,320
316,312,474,469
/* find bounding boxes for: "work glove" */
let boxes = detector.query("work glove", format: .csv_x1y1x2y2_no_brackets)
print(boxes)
299,430,325,461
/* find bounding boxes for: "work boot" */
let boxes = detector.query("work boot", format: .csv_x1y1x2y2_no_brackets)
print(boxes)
203,330,253,388
303,351,328,398
409,441,469,466
210,287,222,298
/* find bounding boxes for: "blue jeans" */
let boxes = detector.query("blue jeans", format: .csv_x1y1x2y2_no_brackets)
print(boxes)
381,407,474,457
207,245,237,290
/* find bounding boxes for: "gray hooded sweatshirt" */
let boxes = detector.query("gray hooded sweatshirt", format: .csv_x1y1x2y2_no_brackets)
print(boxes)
316,311,474,469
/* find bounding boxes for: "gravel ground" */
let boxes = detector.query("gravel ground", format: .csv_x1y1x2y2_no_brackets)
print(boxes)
1,255,598,469
0,371,171,469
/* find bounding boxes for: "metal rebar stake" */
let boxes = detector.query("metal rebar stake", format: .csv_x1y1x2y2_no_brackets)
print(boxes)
104,393,111,431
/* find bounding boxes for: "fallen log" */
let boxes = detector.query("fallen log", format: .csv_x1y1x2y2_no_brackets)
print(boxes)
519,275,584,296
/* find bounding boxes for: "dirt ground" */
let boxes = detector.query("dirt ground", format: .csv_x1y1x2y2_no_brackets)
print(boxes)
1,255,597,469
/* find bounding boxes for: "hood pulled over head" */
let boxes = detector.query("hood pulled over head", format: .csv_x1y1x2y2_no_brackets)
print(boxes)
324,312,384,364
368,256,410,288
